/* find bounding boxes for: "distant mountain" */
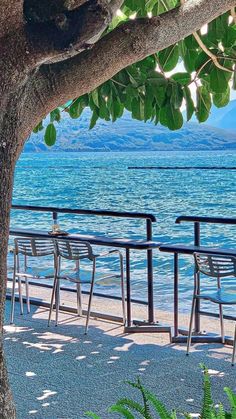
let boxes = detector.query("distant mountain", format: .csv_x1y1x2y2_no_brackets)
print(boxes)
25,103,236,152
205,100,236,131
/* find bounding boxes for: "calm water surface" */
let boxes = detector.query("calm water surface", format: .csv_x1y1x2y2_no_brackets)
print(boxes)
10,150,236,313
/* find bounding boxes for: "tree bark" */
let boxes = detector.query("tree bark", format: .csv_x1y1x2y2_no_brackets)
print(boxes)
0,96,27,418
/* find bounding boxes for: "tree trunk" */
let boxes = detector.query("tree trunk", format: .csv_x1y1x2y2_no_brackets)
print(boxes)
0,103,26,418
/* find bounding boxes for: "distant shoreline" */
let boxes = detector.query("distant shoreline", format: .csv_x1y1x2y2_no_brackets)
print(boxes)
23,147,236,153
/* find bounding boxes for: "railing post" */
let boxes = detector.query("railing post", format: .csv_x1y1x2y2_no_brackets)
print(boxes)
52,211,58,227
146,219,154,324
194,222,201,333
126,249,131,327
174,252,179,337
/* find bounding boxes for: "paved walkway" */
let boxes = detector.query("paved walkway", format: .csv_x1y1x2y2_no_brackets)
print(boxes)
4,299,236,418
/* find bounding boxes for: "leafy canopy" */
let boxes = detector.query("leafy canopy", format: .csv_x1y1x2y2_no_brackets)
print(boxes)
33,0,236,145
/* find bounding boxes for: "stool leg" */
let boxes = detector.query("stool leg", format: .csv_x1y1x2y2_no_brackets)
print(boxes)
85,259,96,335
18,277,23,315
48,271,58,326
77,282,82,317
187,297,196,355
10,268,17,324
232,323,236,366
25,278,30,314
219,304,225,344
55,279,60,326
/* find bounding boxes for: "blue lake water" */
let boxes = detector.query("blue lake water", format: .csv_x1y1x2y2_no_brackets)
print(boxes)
10,150,236,313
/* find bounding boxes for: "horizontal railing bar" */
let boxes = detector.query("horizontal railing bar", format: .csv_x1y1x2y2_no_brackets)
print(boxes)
5,294,124,323
7,278,148,306
199,310,236,321
176,215,236,225
128,166,236,170
11,204,156,222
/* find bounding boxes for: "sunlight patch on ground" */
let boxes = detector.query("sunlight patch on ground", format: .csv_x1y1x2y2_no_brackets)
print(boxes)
208,369,225,377
76,355,86,360
36,331,78,343
22,340,64,353
114,342,134,352
25,371,37,377
37,390,57,401
4,325,34,333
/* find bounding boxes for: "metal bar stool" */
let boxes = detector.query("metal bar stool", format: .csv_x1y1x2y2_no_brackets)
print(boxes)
10,237,55,324
48,239,126,334
187,252,236,365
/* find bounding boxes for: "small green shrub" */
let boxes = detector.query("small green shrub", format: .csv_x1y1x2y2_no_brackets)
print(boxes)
85,365,236,418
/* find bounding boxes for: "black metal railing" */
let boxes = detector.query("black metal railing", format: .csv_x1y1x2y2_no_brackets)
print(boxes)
10,204,157,309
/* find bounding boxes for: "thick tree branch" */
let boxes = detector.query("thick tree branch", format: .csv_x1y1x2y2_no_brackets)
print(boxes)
27,0,236,128
24,0,89,22
0,0,120,80
0,1,24,37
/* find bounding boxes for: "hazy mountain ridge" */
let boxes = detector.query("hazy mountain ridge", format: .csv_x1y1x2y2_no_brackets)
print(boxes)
25,101,236,152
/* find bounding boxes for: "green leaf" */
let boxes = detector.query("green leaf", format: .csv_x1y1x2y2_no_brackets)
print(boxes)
169,82,183,109
196,86,211,123
233,67,236,90
69,95,88,119
208,13,228,41
131,97,144,120
91,89,99,107
159,104,183,130
159,44,179,71
111,99,123,121
194,51,213,76
33,121,44,133
89,110,99,129
44,123,56,146
171,72,191,86
183,86,195,121
98,96,110,120
144,87,154,121
210,67,230,93
223,26,236,48
50,108,61,123
182,35,199,72
183,49,199,73
213,86,230,108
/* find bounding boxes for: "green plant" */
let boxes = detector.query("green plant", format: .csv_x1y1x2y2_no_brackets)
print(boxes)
85,365,236,418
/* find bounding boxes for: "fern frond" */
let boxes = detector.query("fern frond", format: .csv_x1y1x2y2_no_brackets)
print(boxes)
108,404,135,418
115,397,145,415
126,378,153,419
200,364,214,419
224,387,236,415
137,378,153,419
84,412,101,419
143,388,172,419
216,403,226,419
170,409,178,419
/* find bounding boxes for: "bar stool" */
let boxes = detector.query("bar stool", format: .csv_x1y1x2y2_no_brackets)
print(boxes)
187,252,236,365
10,237,55,324
48,239,126,334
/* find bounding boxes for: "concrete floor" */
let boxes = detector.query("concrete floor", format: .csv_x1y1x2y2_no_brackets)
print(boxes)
4,292,236,419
